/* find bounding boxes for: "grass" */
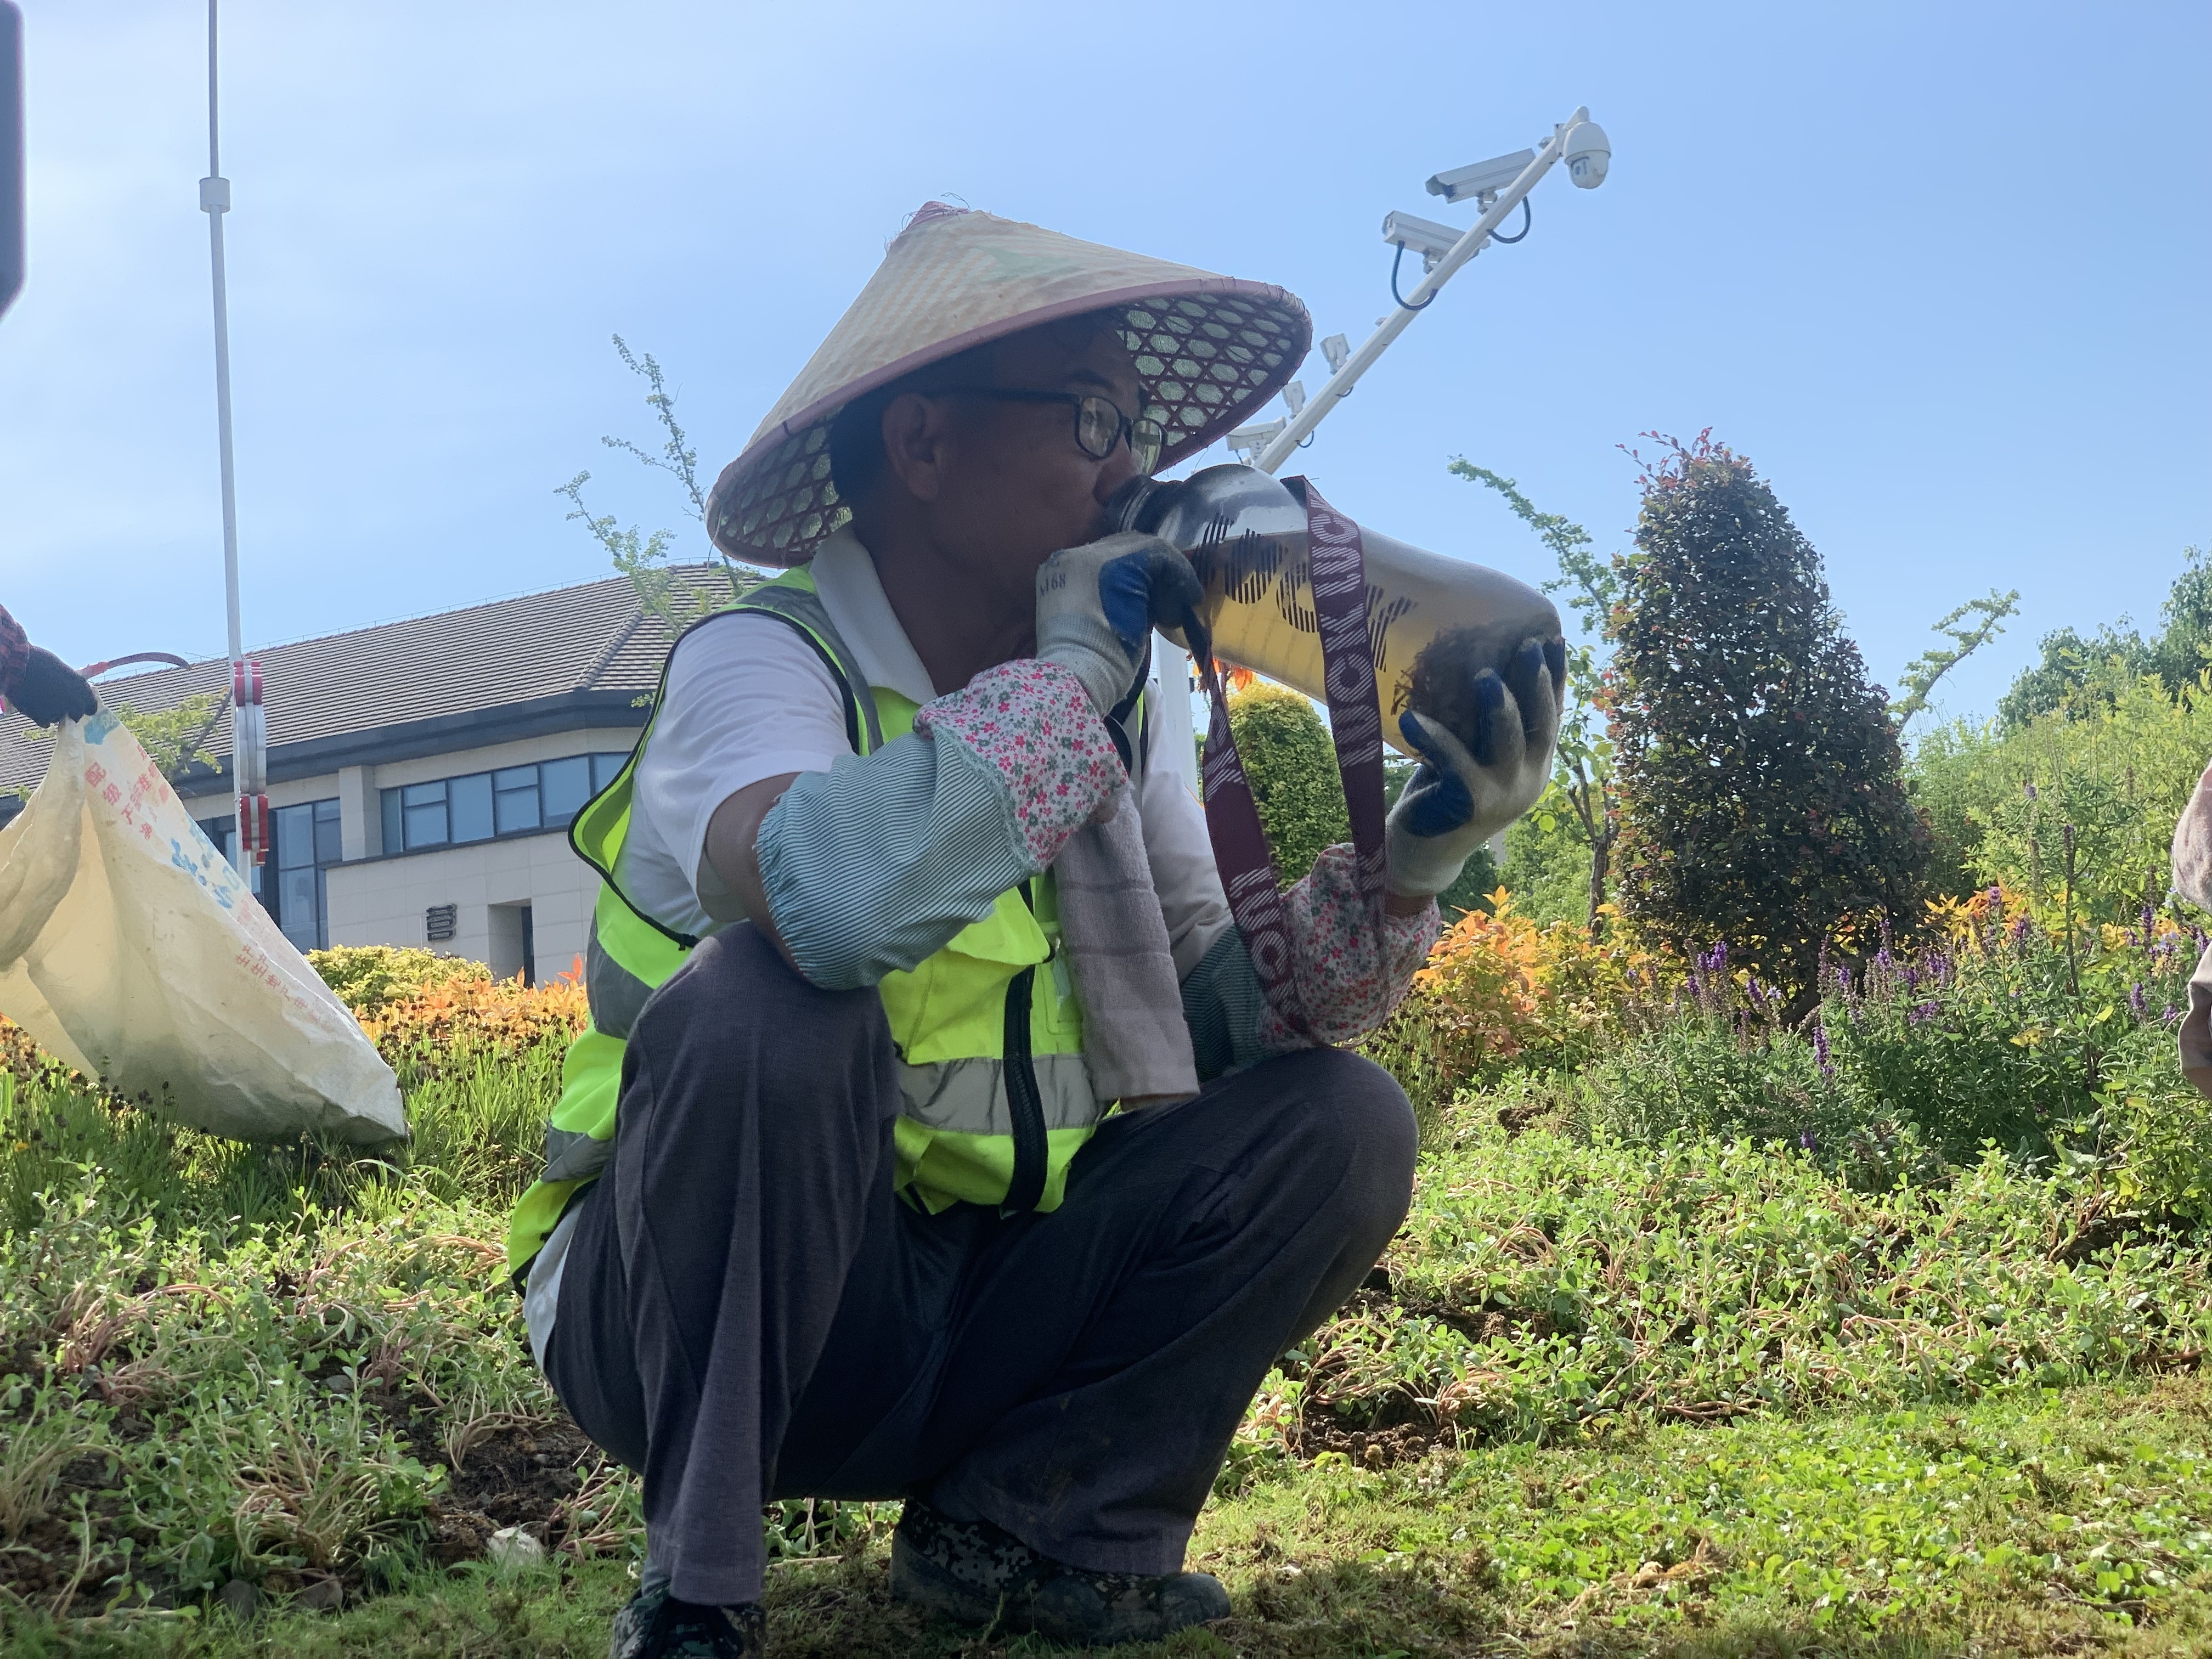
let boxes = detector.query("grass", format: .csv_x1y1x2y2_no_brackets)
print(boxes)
0,1020,2208,1655
9,1377,2212,1656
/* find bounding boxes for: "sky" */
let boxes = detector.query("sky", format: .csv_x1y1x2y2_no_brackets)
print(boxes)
2,0,2205,730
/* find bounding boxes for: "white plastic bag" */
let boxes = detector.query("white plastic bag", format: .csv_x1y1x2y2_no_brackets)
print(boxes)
0,713,404,1144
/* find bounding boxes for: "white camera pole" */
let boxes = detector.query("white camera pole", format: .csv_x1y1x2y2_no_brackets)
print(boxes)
1252,105,1593,476
200,0,263,877
1154,106,1601,796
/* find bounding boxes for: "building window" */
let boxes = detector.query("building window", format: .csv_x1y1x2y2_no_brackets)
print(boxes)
378,752,629,857
273,799,342,952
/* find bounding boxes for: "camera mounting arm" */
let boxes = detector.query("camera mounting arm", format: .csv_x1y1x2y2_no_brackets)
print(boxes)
1252,105,1609,476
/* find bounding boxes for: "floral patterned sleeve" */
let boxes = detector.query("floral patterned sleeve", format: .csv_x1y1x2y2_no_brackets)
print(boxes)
1182,844,1440,1075
1257,843,1441,1052
756,658,1122,990
0,606,26,701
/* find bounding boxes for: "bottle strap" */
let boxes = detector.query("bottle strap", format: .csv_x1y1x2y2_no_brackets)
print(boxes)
1188,477,1388,1043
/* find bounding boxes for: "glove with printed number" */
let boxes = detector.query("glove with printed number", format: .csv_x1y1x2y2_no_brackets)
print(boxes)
7,647,98,727
1035,532,1204,715
1385,635,1565,899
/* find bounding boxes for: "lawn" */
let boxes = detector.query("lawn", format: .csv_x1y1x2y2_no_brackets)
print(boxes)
1,1007,2208,1658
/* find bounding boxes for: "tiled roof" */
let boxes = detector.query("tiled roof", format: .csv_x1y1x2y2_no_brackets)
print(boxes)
1,565,740,800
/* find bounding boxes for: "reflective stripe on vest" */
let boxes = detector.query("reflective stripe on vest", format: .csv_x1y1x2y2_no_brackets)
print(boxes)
505,567,1128,1276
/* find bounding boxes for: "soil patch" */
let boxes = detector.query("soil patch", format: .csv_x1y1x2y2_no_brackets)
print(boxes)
0,1452,168,1617
427,1414,597,1565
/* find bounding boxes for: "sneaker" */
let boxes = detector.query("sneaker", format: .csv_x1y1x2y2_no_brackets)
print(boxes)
608,1587,764,1659
890,1499,1229,1646
608,1587,663,1659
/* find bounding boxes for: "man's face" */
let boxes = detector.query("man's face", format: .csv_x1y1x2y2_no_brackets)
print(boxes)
921,321,1148,598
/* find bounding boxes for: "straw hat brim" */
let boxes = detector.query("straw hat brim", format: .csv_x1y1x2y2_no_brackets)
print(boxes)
707,208,1310,567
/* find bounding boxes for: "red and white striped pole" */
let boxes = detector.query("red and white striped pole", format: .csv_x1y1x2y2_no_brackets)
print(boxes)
232,657,267,866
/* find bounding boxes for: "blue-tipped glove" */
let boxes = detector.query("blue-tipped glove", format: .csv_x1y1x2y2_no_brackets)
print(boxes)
1385,637,1566,899
1035,532,1204,714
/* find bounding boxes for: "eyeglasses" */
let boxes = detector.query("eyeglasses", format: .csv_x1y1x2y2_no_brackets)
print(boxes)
933,388,1165,475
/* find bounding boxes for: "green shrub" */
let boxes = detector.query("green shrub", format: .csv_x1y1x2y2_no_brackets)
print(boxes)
1910,673,2212,926
308,945,490,1013
1224,679,1350,887
1610,434,1929,1003
1548,894,2210,1219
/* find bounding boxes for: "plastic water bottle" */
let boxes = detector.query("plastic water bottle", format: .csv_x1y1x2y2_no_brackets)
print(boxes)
1107,464,1562,755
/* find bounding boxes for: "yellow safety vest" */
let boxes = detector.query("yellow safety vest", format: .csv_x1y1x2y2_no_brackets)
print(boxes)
505,567,1125,1276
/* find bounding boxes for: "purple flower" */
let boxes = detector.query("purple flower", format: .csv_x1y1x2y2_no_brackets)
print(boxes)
2023,781,2039,800
2130,983,2148,1020
1907,1000,1940,1026
1799,1130,1816,1152
2011,915,2034,946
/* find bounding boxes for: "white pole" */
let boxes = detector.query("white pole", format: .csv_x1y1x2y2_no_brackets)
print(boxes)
1253,106,1588,476
200,0,249,874
1150,631,1199,797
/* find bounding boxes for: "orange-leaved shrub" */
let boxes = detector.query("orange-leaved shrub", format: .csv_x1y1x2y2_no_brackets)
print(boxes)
0,1013,78,1091
354,965,588,1083
1363,890,1672,1124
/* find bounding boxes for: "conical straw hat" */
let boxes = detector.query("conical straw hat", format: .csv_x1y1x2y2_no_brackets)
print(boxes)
707,204,1311,566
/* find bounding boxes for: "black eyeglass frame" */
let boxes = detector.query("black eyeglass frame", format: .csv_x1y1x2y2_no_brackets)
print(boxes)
932,387,1165,474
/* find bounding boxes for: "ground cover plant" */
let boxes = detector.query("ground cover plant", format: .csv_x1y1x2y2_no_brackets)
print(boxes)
0,933,2206,1656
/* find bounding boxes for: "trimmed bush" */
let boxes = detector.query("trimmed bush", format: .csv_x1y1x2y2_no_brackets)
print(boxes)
1224,679,1350,887
308,945,490,1013
1610,434,1929,1005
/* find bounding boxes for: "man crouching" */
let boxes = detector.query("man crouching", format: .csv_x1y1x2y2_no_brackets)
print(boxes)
505,205,1558,1657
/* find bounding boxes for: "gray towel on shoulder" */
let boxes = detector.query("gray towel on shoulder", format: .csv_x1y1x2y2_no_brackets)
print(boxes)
1052,787,1200,1109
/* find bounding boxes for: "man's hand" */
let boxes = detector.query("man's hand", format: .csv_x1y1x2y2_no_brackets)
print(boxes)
1035,531,1203,714
8,648,97,727
1384,636,1564,899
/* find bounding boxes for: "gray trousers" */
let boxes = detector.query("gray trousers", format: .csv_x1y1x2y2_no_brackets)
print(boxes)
543,922,1417,1609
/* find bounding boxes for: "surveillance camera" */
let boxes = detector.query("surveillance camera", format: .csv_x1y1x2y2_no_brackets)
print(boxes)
1381,210,1463,269
1319,334,1350,374
1562,120,1610,189
1226,418,1286,458
1424,148,1537,206
1282,380,1307,416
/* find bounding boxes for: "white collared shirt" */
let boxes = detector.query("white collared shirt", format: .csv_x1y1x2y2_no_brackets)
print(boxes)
612,528,1232,972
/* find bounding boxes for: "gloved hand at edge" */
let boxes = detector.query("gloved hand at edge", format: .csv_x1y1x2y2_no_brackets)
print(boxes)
1035,531,1203,715
10,650,99,727
0,603,98,728
1384,636,1564,898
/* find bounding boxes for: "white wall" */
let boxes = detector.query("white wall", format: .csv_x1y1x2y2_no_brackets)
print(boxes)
179,726,639,980
326,831,601,985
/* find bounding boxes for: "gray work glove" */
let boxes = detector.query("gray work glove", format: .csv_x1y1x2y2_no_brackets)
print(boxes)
1035,531,1204,715
1385,636,1565,898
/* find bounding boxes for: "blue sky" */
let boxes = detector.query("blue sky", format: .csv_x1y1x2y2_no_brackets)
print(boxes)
2,1,2205,730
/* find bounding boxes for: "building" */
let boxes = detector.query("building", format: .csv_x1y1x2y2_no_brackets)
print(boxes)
0,567,734,983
